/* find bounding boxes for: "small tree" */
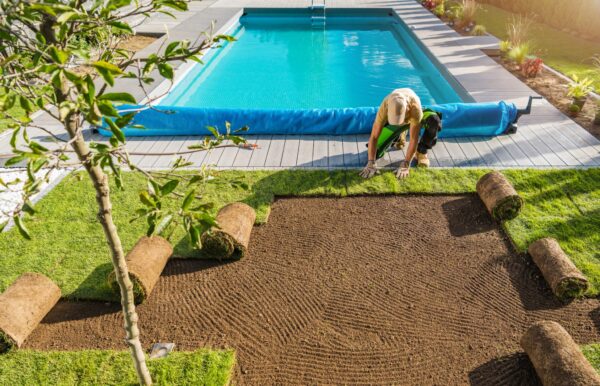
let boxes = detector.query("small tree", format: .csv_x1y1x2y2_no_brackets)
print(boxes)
0,1,245,384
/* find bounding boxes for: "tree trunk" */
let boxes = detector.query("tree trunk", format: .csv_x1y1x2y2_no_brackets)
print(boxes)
64,115,153,385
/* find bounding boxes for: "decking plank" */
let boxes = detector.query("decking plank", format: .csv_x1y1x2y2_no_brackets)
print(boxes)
248,135,273,167
296,135,315,168
232,136,259,167
264,136,286,167
312,136,328,168
341,135,361,167
281,136,300,167
328,137,345,168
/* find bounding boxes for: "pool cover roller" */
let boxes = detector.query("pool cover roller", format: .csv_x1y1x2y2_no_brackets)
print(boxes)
100,98,538,138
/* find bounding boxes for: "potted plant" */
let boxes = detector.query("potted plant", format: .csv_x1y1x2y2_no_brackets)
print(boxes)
567,75,594,110
594,100,600,125
521,56,543,78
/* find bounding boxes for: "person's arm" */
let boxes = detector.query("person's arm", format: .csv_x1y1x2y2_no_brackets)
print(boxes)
359,120,384,179
367,120,383,162
396,119,420,179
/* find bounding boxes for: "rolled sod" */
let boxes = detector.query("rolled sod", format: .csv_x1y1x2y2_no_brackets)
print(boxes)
528,238,589,299
0,273,61,352
521,321,600,386
108,236,173,304
201,202,256,260
476,171,523,221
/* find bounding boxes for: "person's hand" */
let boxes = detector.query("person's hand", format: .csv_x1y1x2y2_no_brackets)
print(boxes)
359,160,379,179
395,160,410,179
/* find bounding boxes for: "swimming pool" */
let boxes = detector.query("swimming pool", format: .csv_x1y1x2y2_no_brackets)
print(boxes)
161,9,466,109
107,8,513,137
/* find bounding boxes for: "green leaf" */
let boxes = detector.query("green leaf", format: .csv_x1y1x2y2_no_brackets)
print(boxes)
14,216,31,240
157,63,174,80
164,41,179,57
56,11,78,24
22,202,36,216
10,128,20,149
181,190,194,210
0,221,8,233
99,92,136,104
48,46,69,64
92,61,123,74
97,100,119,117
5,154,26,166
160,180,179,196
139,191,155,207
105,118,126,143
19,96,34,113
108,21,133,34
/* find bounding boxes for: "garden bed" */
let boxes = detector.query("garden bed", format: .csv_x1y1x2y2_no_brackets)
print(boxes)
489,55,600,139
22,195,600,384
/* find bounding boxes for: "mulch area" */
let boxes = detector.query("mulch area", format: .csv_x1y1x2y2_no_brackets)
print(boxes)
24,196,600,385
491,57,600,139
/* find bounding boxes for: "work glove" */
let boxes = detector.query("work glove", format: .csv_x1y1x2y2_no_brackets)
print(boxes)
395,160,410,179
359,160,379,179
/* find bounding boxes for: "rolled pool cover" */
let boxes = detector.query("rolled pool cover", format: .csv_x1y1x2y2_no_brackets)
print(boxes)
108,236,173,304
99,101,518,138
476,171,523,221
0,273,61,352
201,202,256,260
528,238,589,299
521,321,600,386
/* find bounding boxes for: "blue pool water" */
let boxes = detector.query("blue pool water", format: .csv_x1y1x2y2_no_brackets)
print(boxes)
161,10,465,109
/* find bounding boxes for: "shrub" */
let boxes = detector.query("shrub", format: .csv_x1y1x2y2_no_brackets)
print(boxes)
471,25,487,36
422,0,437,10
434,3,445,17
508,42,531,66
568,103,581,117
567,75,594,99
499,40,511,53
457,0,478,28
507,14,533,47
521,56,543,78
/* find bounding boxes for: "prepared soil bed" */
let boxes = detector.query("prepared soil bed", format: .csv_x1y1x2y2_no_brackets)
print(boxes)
23,196,600,385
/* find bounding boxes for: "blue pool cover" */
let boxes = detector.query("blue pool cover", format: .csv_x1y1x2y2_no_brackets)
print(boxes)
99,101,519,138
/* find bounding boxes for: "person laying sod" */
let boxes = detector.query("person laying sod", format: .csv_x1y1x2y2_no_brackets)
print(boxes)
360,88,441,179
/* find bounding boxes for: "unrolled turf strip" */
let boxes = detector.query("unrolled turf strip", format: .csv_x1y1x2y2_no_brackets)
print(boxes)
108,236,172,304
528,238,589,300
201,202,256,260
0,273,60,352
22,197,600,384
521,321,600,386
476,171,523,221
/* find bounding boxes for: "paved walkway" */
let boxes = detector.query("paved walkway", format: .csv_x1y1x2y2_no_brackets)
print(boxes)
1,0,599,169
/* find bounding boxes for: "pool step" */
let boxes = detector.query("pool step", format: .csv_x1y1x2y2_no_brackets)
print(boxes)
310,0,326,27
311,16,326,28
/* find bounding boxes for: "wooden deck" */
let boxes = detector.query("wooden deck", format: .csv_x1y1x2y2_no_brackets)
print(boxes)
1,0,599,170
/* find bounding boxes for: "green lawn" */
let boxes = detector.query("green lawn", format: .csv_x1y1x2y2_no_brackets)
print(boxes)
0,349,234,385
0,168,599,300
475,3,600,92
583,344,600,370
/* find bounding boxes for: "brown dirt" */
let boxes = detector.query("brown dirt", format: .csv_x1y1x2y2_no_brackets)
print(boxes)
117,34,157,52
23,196,600,385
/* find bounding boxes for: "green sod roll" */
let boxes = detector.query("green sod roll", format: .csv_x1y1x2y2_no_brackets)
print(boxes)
521,321,600,386
528,238,589,300
201,203,256,260
476,171,523,221
0,273,61,353
108,236,173,304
